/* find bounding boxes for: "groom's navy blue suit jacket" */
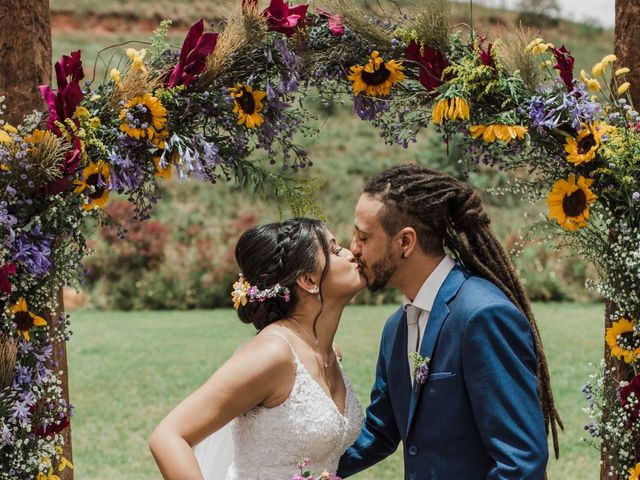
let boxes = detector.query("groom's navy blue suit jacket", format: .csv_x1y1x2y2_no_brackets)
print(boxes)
337,263,548,480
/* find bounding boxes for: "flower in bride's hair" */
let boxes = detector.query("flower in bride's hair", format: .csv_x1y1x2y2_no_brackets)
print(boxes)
630,463,640,480
231,274,251,309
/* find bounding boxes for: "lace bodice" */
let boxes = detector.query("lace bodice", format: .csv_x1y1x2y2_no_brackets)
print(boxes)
225,339,363,479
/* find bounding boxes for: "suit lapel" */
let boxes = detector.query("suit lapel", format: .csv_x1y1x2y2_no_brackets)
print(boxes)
387,309,412,438
405,264,467,433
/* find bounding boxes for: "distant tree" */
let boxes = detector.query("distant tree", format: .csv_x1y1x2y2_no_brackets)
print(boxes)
518,0,560,16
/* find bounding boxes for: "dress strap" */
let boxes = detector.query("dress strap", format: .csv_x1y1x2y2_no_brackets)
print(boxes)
261,331,299,362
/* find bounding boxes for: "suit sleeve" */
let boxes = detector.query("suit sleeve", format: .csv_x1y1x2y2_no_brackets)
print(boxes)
462,302,548,480
337,320,401,478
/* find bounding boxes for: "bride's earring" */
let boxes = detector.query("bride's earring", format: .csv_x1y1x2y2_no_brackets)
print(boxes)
309,286,319,294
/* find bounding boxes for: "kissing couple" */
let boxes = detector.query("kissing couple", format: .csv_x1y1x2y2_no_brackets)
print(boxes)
150,164,561,480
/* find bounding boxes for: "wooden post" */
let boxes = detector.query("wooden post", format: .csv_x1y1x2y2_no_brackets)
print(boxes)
614,0,640,105
599,3,640,478
0,2,73,479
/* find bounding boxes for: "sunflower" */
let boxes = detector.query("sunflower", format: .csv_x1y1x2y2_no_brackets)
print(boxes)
152,149,180,179
564,123,609,165
74,161,110,211
119,93,168,142
630,463,640,480
10,297,47,342
348,51,404,97
432,97,470,125
605,318,640,364
546,174,597,231
469,124,527,143
229,84,267,129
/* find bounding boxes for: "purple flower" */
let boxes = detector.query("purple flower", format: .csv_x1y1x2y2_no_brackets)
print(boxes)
415,363,429,384
11,225,53,276
9,399,32,426
527,83,600,132
0,424,13,446
352,96,390,121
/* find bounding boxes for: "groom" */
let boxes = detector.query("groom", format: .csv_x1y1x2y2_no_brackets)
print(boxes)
338,164,557,479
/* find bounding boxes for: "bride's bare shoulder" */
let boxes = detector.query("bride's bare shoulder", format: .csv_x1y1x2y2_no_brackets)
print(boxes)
232,326,295,370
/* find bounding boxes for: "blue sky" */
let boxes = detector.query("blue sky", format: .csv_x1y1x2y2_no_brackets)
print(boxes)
473,0,615,27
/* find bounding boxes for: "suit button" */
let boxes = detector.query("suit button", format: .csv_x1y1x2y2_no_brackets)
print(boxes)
408,445,418,456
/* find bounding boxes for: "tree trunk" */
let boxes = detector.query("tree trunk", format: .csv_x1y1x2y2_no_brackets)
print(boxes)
0,0,51,124
0,2,73,479
614,0,640,104
600,4,640,479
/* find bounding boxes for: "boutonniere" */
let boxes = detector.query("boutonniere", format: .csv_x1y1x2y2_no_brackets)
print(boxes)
409,352,430,385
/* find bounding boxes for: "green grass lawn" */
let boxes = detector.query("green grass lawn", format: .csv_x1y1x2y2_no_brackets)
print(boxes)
67,302,603,479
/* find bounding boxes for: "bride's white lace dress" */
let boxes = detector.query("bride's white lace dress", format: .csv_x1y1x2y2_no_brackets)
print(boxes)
225,337,363,479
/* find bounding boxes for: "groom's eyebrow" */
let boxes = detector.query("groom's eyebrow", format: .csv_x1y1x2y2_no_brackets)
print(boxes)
354,225,370,235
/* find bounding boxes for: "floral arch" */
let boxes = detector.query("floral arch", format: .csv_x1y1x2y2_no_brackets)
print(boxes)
0,0,638,478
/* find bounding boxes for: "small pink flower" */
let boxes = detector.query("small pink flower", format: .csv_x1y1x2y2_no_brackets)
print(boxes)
316,8,344,36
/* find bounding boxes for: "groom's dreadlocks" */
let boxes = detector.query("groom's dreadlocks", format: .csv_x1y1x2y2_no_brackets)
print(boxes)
364,163,563,458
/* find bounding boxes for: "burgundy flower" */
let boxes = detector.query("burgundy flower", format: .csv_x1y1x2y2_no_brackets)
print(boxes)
263,0,308,37
166,19,218,88
0,262,16,293
620,375,640,420
478,37,495,70
552,45,575,92
316,8,344,36
406,40,450,93
34,415,70,437
38,51,85,136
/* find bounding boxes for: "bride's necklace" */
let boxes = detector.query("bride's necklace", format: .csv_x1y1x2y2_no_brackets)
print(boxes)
287,318,337,369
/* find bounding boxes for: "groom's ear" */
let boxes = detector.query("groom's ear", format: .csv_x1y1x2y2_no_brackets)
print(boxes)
397,227,418,259
296,273,320,295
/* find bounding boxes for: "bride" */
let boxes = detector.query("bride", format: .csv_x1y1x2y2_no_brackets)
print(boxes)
149,218,365,479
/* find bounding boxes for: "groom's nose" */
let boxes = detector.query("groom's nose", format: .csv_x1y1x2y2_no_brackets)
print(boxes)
350,236,360,256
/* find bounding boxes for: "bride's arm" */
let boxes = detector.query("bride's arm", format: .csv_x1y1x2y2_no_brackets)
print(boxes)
149,334,295,479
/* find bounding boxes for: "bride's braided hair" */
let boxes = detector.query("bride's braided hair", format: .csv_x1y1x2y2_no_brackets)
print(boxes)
235,218,330,331
364,163,563,458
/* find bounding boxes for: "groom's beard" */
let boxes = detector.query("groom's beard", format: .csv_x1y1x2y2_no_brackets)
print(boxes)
362,245,397,292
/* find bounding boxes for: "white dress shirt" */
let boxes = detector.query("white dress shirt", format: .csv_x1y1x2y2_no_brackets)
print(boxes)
403,255,456,378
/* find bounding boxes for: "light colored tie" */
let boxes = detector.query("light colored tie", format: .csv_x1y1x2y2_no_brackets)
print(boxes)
407,306,421,352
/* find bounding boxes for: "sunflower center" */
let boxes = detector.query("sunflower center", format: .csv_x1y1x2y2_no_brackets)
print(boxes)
562,188,587,217
128,104,153,129
618,331,640,351
14,311,34,331
361,65,391,86
577,133,597,154
86,172,106,200
237,89,256,115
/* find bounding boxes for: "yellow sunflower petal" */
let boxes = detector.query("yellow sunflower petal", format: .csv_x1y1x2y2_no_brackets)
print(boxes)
31,313,47,327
